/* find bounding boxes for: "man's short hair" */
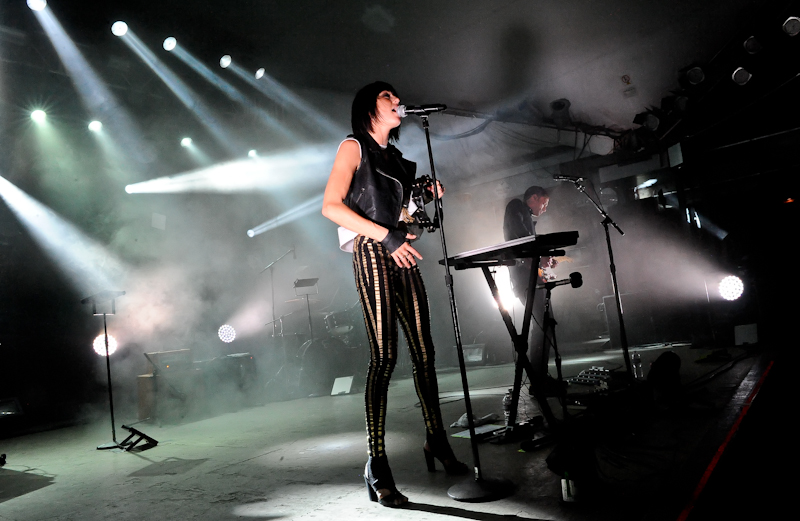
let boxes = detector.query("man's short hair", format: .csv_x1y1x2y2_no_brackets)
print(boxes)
523,186,549,201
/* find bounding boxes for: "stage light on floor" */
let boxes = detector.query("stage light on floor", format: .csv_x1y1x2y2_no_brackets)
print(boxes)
27,0,47,11
163,37,177,51
31,110,47,123
93,334,118,356
255,68,265,79
88,120,102,132
181,137,193,147
111,21,128,37
220,55,232,68
719,276,744,301
218,325,236,343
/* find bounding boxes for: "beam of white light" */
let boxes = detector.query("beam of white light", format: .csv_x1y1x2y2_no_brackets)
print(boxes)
0,175,128,296
167,44,294,139
31,8,152,165
125,146,331,194
181,137,193,147
115,27,238,154
247,194,324,238
227,63,345,138
88,120,102,132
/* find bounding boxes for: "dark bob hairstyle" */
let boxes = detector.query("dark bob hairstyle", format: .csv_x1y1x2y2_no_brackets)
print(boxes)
351,81,400,143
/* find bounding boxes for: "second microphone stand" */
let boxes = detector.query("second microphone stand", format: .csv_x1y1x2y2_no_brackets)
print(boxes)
567,179,634,380
418,113,512,502
261,247,295,338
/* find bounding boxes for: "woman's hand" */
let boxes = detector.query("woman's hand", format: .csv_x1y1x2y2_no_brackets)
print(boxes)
390,234,422,268
427,180,445,199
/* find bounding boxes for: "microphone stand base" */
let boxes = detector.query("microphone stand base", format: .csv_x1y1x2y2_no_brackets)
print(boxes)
448,476,514,502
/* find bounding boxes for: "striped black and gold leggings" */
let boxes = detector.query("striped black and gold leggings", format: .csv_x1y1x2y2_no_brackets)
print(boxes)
352,235,446,458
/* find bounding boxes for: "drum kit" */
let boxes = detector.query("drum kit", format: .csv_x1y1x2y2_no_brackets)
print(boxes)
263,298,368,400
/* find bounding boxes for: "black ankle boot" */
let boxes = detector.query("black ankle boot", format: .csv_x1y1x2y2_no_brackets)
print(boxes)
423,432,469,475
364,455,408,507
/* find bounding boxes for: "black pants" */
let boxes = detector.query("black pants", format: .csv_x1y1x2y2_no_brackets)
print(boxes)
352,235,445,458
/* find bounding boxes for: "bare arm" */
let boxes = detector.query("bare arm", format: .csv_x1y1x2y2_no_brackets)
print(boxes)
322,140,421,267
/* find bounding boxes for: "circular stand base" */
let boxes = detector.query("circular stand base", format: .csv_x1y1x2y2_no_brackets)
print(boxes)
448,476,514,502
97,442,120,450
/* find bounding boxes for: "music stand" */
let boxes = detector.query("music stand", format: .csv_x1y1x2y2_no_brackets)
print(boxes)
294,278,319,341
81,290,157,451
81,290,125,449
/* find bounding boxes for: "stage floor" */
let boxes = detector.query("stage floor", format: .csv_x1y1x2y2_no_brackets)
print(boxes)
0,343,784,521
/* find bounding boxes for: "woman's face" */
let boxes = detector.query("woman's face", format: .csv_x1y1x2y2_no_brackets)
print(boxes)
373,90,401,130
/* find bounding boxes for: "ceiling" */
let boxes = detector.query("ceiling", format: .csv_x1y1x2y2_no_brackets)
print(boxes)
3,0,795,130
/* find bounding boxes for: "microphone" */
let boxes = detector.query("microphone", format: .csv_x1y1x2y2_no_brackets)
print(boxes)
396,104,447,118
553,174,585,182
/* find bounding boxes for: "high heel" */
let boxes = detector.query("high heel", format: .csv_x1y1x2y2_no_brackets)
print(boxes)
364,456,408,507
424,432,469,475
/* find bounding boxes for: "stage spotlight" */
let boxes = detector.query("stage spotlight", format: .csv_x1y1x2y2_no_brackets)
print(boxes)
220,55,232,68
111,21,128,37
784,16,800,37
88,120,102,132
31,110,47,123
163,37,177,51
27,0,47,11
732,67,752,85
743,36,762,54
218,324,236,343
93,334,118,356
686,66,705,85
246,229,255,237
255,68,265,79
181,137,193,147
719,276,744,301
248,149,257,158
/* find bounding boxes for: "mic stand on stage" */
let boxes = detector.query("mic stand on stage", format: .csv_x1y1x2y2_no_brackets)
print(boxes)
417,113,512,502
260,247,296,338
566,178,634,380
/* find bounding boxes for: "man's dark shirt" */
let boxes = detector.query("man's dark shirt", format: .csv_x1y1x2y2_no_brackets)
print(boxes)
503,198,536,241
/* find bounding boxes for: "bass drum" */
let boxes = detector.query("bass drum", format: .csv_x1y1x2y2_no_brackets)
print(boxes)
297,337,355,397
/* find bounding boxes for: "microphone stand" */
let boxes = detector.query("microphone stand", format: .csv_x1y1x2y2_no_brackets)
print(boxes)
418,114,512,502
565,178,634,380
260,247,295,338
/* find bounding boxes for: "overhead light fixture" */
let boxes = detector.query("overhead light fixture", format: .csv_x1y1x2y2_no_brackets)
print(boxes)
220,55,232,69
163,37,177,51
88,120,103,132
111,21,128,37
633,111,660,131
743,36,762,54
255,68,265,79
31,110,47,123
549,98,572,128
685,66,705,85
783,16,800,37
719,276,744,301
26,0,47,11
181,137,193,147
732,67,752,85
